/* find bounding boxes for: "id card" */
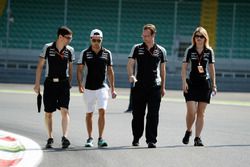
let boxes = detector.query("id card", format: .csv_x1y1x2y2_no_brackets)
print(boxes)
197,65,204,73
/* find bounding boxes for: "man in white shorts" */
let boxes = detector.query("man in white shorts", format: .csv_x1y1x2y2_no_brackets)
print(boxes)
77,29,117,147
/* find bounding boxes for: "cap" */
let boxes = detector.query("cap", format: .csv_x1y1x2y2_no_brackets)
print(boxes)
90,29,103,38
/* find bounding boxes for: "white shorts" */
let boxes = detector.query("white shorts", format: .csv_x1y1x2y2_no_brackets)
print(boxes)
83,87,109,113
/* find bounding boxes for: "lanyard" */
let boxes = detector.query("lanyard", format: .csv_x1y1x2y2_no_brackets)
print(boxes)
197,50,204,65
196,50,205,73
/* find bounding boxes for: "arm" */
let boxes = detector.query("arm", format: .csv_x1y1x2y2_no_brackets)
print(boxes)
33,57,45,94
107,66,117,99
77,64,85,93
181,63,189,93
209,63,217,94
68,62,73,88
127,58,137,83
160,62,166,97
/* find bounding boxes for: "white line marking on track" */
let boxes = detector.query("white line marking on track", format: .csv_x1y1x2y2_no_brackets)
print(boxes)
0,89,250,107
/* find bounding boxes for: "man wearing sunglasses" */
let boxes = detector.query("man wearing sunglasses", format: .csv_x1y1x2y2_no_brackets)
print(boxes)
34,26,75,149
77,29,117,148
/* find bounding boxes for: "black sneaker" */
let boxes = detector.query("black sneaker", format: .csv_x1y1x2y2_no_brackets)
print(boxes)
124,108,132,113
132,138,139,146
182,130,192,144
194,137,204,146
98,138,108,147
148,142,156,148
61,136,70,148
45,138,54,149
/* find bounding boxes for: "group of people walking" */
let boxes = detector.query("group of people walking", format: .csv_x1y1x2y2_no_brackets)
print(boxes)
33,24,217,149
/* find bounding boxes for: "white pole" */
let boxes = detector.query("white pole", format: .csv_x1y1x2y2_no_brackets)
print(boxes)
64,0,68,25
172,1,177,44
6,0,10,49
5,0,11,64
171,1,178,72
116,0,122,54
229,3,236,71
230,3,236,60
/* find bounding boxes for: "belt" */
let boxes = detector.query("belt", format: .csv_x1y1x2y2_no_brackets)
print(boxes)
46,77,68,83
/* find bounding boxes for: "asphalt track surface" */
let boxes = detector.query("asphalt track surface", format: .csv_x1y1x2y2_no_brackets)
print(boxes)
0,83,250,167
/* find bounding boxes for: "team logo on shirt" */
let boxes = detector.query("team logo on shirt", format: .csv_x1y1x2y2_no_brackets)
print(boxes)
152,49,160,57
191,52,197,60
138,48,144,55
203,53,210,62
101,52,109,60
86,52,94,59
49,49,56,57
203,53,209,58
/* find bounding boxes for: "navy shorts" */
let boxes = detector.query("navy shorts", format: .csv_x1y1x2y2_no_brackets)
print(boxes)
43,78,70,112
184,78,212,103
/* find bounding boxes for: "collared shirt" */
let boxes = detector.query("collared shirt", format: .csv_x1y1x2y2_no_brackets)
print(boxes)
40,42,75,78
129,43,167,88
183,45,215,80
77,46,113,90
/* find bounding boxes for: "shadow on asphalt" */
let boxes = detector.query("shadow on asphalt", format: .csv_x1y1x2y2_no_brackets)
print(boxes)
41,143,250,152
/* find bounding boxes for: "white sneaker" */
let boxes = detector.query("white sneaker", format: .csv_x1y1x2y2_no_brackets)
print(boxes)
85,137,94,147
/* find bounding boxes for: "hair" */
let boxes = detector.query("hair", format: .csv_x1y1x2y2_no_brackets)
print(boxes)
143,24,157,35
57,26,72,37
192,26,210,48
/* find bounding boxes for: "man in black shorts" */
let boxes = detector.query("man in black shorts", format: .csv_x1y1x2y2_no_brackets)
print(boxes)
34,26,75,149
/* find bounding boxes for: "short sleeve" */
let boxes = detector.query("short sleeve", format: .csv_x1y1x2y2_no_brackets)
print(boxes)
158,45,167,63
209,48,215,63
182,47,191,63
67,46,75,62
128,44,137,59
107,50,113,66
40,44,49,59
77,50,86,65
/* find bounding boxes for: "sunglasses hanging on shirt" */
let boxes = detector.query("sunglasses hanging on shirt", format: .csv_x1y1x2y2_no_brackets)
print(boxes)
55,50,64,60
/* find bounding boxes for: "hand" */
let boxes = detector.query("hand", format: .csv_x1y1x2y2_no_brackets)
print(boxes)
182,81,188,93
33,84,40,94
129,75,137,83
211,86,217,96
78,85,85,93
161,88,166,97
111,90,117,99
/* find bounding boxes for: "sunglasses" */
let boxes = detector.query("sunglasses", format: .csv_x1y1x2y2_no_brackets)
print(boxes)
92,39,101,43
63,35,72,40
195,35,205,39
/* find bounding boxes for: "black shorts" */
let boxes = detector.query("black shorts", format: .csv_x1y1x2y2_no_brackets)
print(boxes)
184,78,212,103
43,78,70,112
